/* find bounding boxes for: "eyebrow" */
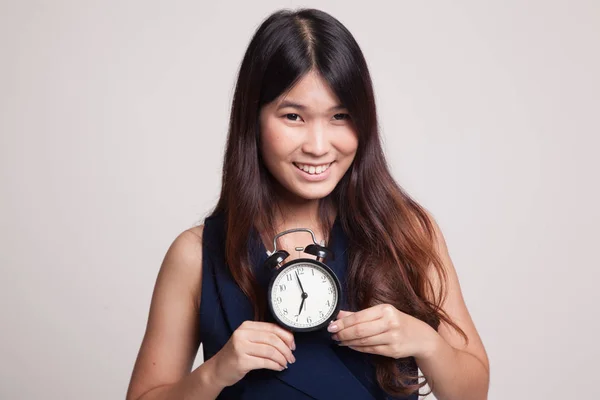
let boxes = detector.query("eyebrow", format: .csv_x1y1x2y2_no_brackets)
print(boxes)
276,100,347,112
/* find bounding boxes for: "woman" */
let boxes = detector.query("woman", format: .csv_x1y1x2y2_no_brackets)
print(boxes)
126,8,489,400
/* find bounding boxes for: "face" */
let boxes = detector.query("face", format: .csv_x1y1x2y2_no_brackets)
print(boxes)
259,71,359,203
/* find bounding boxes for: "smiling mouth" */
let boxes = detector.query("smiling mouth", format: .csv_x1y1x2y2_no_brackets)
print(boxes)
293,162,333,175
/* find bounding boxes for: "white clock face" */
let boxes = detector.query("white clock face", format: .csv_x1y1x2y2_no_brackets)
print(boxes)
270,261,338,329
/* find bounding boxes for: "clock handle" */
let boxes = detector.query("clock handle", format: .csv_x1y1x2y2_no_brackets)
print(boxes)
263,250,290,270
265,227,321,255
303,243,335,262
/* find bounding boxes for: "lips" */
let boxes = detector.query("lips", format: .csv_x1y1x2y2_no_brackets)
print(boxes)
293,162,333,175
292,161,333,182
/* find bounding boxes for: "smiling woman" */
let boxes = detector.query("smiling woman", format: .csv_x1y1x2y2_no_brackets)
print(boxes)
259,70,358,194
126,7,489,400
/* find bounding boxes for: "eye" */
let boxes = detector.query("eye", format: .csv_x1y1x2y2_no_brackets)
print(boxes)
333,113,350,121
285,113,302,121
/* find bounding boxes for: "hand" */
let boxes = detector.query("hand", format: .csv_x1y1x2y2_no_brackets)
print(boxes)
211,320,296,387
327,304,439,360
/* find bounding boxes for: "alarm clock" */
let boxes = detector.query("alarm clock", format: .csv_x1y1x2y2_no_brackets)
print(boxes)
263,227,341,332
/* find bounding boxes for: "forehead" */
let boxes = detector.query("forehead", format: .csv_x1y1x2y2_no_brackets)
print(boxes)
276,71,343,110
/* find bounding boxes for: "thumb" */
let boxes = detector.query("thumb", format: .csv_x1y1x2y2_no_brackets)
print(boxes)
335,310,354,319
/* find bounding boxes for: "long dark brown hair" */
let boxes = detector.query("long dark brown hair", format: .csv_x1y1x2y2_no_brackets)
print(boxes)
208,8,466,397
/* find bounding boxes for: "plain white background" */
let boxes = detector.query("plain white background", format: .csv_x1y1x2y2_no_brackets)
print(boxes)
1,1,599,399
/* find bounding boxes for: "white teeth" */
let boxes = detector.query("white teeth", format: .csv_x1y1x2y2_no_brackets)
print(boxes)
295,162,331,175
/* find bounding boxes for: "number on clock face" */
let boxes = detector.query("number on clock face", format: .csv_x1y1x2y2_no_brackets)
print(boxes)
270,262,338,329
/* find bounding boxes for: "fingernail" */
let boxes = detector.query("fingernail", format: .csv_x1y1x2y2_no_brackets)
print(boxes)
327,324,338,332
291,354,296,363
291,342,296,351
331,334,338,341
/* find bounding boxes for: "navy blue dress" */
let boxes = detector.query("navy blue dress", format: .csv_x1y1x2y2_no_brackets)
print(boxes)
199,212,419,399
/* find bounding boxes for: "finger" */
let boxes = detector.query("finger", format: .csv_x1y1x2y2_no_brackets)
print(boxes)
246,343,289,369
264,323,296,352
338,332,390,347
248,331,296,364
332,319,388,342
243,321,296,351
243,353,286,372
336,310,354,319
346,344,388,356
328,307,383,333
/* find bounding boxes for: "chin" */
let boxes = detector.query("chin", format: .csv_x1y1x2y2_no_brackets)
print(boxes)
293,184,337,201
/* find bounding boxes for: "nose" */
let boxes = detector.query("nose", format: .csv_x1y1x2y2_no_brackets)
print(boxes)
301,121,330,157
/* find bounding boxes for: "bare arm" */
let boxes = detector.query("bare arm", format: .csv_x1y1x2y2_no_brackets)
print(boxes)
126,226,226,400
416,212,490,400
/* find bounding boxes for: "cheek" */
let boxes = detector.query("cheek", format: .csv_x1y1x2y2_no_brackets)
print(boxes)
336,130,359,158
260,121,295,165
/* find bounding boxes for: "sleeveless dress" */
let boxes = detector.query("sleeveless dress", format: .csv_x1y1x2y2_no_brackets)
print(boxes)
199,212,419,400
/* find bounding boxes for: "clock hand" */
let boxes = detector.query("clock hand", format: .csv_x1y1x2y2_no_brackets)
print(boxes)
296,290,308,316
295,270,306,294
298,297,305,316
295,270,309,317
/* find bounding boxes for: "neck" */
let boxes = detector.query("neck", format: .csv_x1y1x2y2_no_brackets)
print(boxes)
259,196,336,251
269,180,325,228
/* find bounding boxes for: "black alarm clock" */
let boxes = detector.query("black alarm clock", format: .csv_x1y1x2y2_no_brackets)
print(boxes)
263,228,341,332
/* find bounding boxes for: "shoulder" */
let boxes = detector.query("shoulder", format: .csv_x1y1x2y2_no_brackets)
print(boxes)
422,208,449,257
166,225,205,266
419,208,453,291
159,225,205,309
420,209,490,371
125,226,206,400
187,224,205,242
